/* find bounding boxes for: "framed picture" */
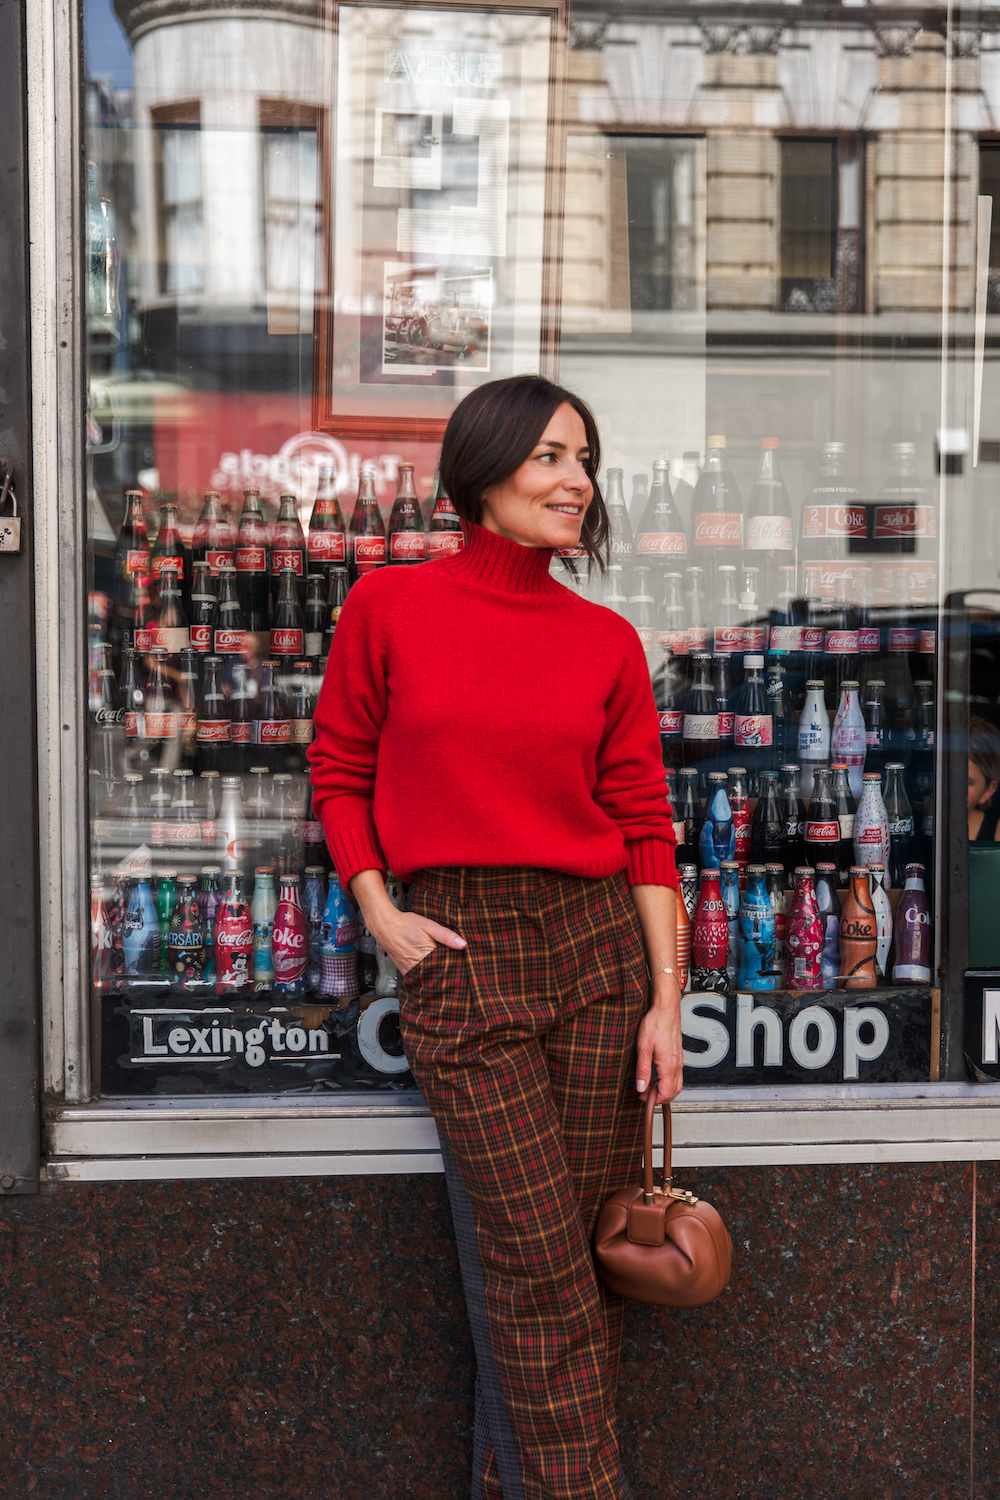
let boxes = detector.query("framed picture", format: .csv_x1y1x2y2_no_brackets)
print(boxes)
313,0,566,442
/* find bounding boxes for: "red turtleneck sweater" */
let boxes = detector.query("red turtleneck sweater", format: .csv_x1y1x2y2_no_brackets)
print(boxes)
308,524,677,890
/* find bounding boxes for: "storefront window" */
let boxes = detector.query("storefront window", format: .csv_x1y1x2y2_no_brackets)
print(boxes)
83,0,1000,1097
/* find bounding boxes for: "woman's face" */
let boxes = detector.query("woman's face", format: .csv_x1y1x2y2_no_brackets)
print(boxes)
480,402,593,550
968,758,998,812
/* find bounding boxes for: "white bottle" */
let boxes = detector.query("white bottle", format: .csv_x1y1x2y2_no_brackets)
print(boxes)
250,867,277,991
831,680,866,800
217,775,248,874
853,771,890,868
869,864,893,979
797,679,830,799
375,871,405,999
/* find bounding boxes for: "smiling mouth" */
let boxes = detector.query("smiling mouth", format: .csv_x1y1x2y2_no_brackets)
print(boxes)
547,504,583,516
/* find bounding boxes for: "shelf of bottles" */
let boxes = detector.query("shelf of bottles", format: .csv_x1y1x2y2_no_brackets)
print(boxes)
88,460,462,1087
553,436,936,997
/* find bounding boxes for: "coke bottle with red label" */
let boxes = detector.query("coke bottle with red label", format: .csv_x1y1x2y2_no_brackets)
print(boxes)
739,566,766,653
786,867,823,990
682,653,719,773
143,652,178,746
743,437,794,609
830,763,856,888
691,868,730,994
272,874,309,996
194,655,231,776
734,653,772,792
604,468,634,586
213,565,248,691
875,442,936,606
229,663,254,775
252,659,291,772
712,566,742,655
235,489,271,632
798,442,864,602
189,562,217,660
120,650,145,753
270,567,305,660
349,465,386,583
191,490,235,579
714,654,735,773
727,766,751,878
387,462,426,565
656,570,688,674
428,472,464,561
683,566,710,656
217,776,248,875
840,866,878,989
114,489,151,612
177,649,199,767
149,499,189,607
152,573,189,667
166,768,201,852
690,436,743,615
883,761,914,887
805,766,839,869
90,641,123,783
214,872,252,996
307,465,347,586
652,648,685,770
270,493,307,612
635,457,687,569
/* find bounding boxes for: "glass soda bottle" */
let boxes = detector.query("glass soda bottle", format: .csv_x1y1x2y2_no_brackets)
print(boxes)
727,766,751,878
883,762,914,887
200,867,222,987
387,462,426,564
734,654,772,793
144,652,179,747
250,867,277,992
765,863,788,987
675,767,703,868
656,571,688,669
720,860,740,989
786,868,823,991
349,465,387,584
713,566,742,656
188,562,217,660
797,679,830,799
823,573,859,707
168,875,205,996
122,876,161,987
303,866,327,993
252,660,291,772
766,653,796,768
798,442,863,603
304,575,326,668
270,567,305,661
699,771,735,870
428,471,464,560
870,864,893,979
215,872,253,997
114,490,150,609
191,490,235,579
831,680,866,800
682,653,719,774
690,436,743,616
862,679,891,782
604,468,634,582
200,769,220,843
854,771,890,870
683,566,710,656
152,574,189,665
893,863,931,983
150,499,188,605
273,873,309,996
751,770,784,865
235,489,271,633
779,763,807,881
630,565,656,661
691,868,730,994
743,438,794,609
635,458,686,575
805,766,839,871
813,863,841,989
652,647,685,771
830,763,856,888
307,465,347,587
319,872,360,999
737,865,777,991
322,567,350,663
840,866,878,990
270,492,307,612
675,863,694,991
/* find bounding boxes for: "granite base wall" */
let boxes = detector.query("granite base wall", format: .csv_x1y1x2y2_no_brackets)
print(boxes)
0,1163,986,1499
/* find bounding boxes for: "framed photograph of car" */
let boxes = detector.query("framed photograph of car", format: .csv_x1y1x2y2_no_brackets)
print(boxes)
313,0,566,442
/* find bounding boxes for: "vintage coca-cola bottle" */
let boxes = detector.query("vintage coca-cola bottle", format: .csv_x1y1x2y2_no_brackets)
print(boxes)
217,775,248,874
152,574,189,666
814,863,841,989
800,574,825,692
228,663,254,776
893,863,931,983
779,763,807,880
675,767,703,867
604,468,634,582
304,575,326,668
143,652,179,747
831,681,866,799
875,442,936,606
797,679,830,799
787,868,823,991
252,660,291,772
720,861,740,987
289,662,315,764
167,876,205,995
319,872,359,998
272,872,309,996
840,866,877,989
630,566,656,662
177,649,199,767
739,566,765,654
768,565,800,664
200,769,220,843
307,465,347,586
682,653,719,773
652,648,685,770
387,462,426,565
714,654,735,772
114,489,150,609
635,458,687,571
734,654,772,792
120,649,145,759
250,867,277,993
191,491,235,579
823,574,859,707
883,762,914,887
738,865,777,991
656,572,688,676
322,567,350,663
727,766,751,877
691,868,729,994
799,442,864,602
854,771,890,869
90,641,123,783
166,767,201,853
713,566,742,655
349,465,387,584
870,863,893,978
683,566,710,656
212,566,248,688
751,770,784,864
149,498,189,607
270,493,307,611
765,863,788,986
691,437,743,615
743,438,794,608
830,763,856,888
116,565,155,663
805,767,839,870
700,771,735,870
194,656,231,776
214,872,253,997
235,489,271,632
188,563,217,661
766,654,796,768
862,679,891,781
270,568,305,660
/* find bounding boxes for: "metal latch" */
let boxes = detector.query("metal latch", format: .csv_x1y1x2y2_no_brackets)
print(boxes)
0,468,20,553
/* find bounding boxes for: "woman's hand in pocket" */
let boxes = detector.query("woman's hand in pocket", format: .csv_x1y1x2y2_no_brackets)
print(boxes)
374,911,467,976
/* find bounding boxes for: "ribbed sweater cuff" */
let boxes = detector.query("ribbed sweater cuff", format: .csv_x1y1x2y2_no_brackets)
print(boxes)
625,837,678,889
326,822,387,890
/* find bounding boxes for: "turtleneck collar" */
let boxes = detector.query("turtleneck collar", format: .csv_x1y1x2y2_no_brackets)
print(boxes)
450,522,561,596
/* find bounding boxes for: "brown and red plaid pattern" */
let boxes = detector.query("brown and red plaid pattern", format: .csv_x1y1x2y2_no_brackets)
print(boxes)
399,867,648,1500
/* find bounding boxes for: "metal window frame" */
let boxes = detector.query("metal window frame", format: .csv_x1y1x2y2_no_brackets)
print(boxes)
25,0,998,1180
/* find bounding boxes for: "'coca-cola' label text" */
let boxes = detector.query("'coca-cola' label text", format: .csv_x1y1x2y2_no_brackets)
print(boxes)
354,536,386,569
735,715,773,747
196,719,231,743
658,710,683,736
144,712,178,739
873,504,936,540
190,624,211,651
805,820,839,843
769,625,802,653
636,532,687,555
390,532,427,561
825,630,859,655
152,626,188,654
254,719,292,745
429,532,464,560
236,546,266,573
656,629,688,655
206,549,234,573
683,713,719,741
693,512,742,546
744,515,793,550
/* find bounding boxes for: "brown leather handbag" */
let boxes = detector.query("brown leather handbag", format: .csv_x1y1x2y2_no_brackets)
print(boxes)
593,1089,732,1308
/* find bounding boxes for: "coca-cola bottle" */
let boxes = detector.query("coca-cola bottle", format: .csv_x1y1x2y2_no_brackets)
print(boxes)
217,775,248,874
635,458,687,572
90,641,123,783
149,768,172,852
319,872,359,998
831,681,866,799
909,679,935,812
766,654,796,769
743,437,794,609
630,566,656,662
116,565,155,663
150,499,188,607
823,574,859,707
188,563,217,660
779,763,807,881
765,863,788,987
691,868,729,994
691,436,743,615
734,654,772,792
245,766,274,871
830,763,856,889
152,574,189,666
143,652,179,748
322,567,350,663
814,863,841,989
786,868,823,991
840,866,877,990
728,765,751,879
200,769,220,843
798,442,863,602
229,664,254,776
304,575,326,669
166,767,201,853
713,566,742,656
213,565,248,692
675,767,703,867
870,863,893,979
683,567,710,656
738,865,777,991
892,863,932,983
114,489,150,609
805,766,840,871
751,770,784,864
862,679,891,781
200,866,222,987
428,473,464,561
800,575,826,691
884,595,917,766
387,462,426,565
272,872,309,996
883,762,914,887
191,490,235,579
273,772,303,879
250,867,277,993
270,492,307,611
270,568,305,660
739,566,765,654
652,648,685,771
177,649,199,766
349,465,386,584
656,573,688,678
307,465,347,586
714,654,735,772
682,653,719,775
194,656,231,776
235,489,271,632
122,875,161,986
289,662,315,764
253,659,291,772
875,442,936,607
303,866,326,992
120,651,145,765
167,875,205,995
673,451,701,531
604,468,634,583
797,679,830,799
853,771,890,869
699,771,735,870
720,861,740,988
215,872,253,996
675,863,693,991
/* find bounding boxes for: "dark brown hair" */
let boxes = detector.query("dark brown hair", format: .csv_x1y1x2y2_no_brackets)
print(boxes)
970,713,1000,789
440,375,609,570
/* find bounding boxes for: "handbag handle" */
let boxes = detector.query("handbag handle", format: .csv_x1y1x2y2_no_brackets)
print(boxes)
642,1087,672,1204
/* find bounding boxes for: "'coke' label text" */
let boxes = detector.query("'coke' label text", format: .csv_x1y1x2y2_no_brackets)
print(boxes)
270,627,304,656
308,531,346,562
801,504,866,538
873,504,936,540
190,624,211,651
214,629,248,654
205,549,234,573
144,712,178,739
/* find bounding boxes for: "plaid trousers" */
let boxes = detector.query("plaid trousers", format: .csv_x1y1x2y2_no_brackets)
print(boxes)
399,867,648,1500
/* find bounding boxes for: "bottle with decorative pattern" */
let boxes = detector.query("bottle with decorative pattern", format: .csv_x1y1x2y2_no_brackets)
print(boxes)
840,866,878,989
691,869,730,995
786,867,823,991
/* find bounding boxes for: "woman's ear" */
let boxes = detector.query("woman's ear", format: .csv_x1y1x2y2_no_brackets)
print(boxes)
985,779,998,806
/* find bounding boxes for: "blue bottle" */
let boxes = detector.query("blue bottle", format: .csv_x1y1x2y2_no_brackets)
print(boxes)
122,876,161,984
200,867,222,987
699,771,736,870
719,861,740,990
319,873,358,999
737,865,777,991
814,863,842,990
303,865,327,993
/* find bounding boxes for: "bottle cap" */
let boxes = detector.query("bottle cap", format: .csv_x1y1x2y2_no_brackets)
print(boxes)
708,771,728,783
815,862,836,870
794,866,815,878
254,866,275,876
841,680,859,690
761,437,779,450
747,863,767,874
743,654,764,668
862,772,882,781
727,767,747,777
720,860,739,870
885,761,905,770
806,679,825,690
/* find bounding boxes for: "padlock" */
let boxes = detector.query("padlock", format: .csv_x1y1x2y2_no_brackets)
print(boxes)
0,468,20,553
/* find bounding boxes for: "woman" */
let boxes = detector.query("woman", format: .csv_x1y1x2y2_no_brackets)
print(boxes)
309,375,681,1500
969,713,1000,841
